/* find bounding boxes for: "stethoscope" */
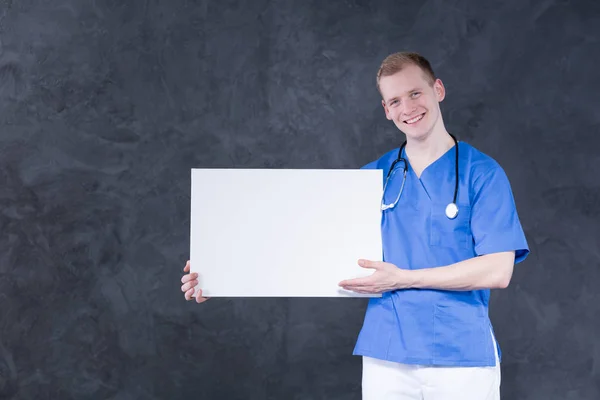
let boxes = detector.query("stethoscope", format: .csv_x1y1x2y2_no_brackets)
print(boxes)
381,133,460,219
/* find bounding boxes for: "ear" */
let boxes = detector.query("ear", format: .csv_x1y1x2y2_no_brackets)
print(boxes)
381,99,392,120
434,79,446,102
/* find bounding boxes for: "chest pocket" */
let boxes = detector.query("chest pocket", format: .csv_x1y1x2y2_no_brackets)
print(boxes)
429,202,472,249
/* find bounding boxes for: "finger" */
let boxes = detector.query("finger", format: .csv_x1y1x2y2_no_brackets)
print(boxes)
348,289,372,294
358,259,380,269
342,285,378,294
184,288,194,301
340,282,375,290
340,285,373,294
196,289,210,304
181,272,198,284
339,277,371,287
181,280,198,292
183,260,190,272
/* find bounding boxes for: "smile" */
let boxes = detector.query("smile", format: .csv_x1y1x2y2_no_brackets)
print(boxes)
404,113,425,124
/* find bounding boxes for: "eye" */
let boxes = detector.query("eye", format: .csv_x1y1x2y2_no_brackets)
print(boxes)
410,92,421,98
390,99,399,106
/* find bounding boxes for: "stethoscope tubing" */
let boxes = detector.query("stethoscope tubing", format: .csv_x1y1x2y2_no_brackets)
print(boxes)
384,134,459,219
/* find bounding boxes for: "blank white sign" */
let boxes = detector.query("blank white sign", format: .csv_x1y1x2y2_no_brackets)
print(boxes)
189,168,383,297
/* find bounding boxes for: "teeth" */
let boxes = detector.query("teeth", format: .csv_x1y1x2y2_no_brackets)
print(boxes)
406,114,424,124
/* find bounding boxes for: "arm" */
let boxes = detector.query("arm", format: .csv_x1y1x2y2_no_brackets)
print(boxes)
408,251,515,291
338,252,515,294
338,162,529,294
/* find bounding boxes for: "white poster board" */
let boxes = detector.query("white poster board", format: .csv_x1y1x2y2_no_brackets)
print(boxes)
189,168,383,297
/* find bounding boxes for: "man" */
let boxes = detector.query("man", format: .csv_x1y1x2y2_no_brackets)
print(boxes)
181,52,529,399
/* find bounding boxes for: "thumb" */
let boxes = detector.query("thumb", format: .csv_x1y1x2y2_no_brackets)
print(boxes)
358,259,380,269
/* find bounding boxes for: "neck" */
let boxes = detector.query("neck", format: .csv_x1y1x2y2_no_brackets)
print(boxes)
405,130,455,163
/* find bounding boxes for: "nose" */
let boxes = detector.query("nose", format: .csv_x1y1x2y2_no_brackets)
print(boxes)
401,99,417,117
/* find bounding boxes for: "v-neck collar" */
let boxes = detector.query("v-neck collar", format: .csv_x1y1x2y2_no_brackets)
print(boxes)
403,142,459,201
403,142,458,180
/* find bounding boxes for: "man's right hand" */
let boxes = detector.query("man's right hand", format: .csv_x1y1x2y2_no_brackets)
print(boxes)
181,260,210,303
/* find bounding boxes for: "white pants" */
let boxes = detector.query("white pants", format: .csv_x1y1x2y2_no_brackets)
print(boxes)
362,334,501,399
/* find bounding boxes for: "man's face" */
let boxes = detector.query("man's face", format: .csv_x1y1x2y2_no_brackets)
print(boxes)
379,64,446,141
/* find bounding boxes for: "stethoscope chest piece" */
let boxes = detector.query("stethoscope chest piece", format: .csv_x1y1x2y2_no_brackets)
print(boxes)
445,203,459,219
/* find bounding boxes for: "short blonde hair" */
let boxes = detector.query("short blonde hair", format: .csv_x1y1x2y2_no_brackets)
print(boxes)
376,52,436,93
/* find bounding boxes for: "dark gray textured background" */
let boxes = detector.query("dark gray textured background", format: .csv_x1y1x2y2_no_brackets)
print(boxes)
1,0,599,399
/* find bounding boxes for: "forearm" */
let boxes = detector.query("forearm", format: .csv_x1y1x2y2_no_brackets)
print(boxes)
405,251,516,291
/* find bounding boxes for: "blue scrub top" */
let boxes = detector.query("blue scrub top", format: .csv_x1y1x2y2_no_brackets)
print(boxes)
353,141,530,367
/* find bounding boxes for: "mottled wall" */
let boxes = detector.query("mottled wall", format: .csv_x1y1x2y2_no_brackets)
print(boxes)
1,0,599,399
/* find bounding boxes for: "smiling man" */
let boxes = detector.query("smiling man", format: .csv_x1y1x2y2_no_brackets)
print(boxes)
180,51,530,399
337,52,530,399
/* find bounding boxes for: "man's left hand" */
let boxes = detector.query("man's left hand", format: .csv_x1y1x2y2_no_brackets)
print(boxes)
339,259,415,294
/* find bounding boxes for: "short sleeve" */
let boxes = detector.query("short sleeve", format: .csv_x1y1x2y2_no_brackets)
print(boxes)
470,165,530,264
361,160,378,170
